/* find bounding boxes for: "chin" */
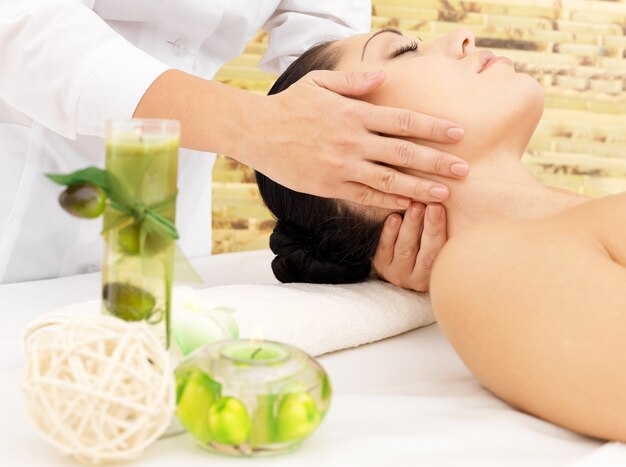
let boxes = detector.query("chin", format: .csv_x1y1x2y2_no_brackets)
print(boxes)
515,74,545,127
462,76,545,155
495,74,544,148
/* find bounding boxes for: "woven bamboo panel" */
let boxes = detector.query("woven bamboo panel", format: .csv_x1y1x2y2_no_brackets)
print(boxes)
212,0,626,254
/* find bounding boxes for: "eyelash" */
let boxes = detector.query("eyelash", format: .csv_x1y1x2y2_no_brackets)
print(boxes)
392,40,419,58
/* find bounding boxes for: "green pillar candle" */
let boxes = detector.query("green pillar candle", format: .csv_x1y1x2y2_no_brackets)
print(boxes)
101,119,180,349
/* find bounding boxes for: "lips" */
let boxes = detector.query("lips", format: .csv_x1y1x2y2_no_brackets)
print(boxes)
477,50,513,73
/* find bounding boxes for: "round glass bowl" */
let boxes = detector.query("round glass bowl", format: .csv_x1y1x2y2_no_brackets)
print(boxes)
174,339,332,456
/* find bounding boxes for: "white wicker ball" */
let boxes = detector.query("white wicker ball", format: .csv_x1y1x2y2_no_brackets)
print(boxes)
22,313,175,464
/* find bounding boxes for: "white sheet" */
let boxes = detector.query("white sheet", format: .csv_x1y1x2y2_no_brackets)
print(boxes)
0,249,621,466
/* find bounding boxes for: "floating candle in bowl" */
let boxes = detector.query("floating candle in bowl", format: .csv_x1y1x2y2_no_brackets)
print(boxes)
220,341,289,364
175,339,331,456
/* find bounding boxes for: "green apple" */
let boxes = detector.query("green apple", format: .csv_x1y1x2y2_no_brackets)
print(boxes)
117,223,172,256
59,183,106,218
275,392,320,442
117,224,140,255
102,282,156,321
176,370,222,444
207,396,251,445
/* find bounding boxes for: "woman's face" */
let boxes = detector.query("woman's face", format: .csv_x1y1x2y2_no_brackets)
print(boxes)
334,29,544,159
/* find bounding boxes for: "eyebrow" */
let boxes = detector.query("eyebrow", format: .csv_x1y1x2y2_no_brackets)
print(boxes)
361,28,403,61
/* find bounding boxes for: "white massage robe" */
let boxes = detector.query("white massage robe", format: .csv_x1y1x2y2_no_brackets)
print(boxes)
0,0,371,283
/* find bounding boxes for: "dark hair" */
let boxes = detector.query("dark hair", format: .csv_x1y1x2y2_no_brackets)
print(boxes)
255,42,385,284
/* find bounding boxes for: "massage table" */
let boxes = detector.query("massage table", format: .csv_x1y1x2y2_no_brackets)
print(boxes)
1,249,624,466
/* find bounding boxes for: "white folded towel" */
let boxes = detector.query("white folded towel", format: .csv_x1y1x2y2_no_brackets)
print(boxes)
43,280,434,358
194,280,434,356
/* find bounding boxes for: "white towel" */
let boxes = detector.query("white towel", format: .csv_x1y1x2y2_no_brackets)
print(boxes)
194,280,434,356
43,280,434,358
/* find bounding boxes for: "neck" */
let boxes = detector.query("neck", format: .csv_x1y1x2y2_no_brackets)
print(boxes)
412,148,589,238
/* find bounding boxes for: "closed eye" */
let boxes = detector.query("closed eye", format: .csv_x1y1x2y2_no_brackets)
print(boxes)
391,40,419,58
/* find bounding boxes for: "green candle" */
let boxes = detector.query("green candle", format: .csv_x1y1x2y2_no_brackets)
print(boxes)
220,341,290,364
101,119,180,349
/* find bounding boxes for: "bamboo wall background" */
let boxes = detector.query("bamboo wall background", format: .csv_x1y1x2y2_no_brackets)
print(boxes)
212,0,626,254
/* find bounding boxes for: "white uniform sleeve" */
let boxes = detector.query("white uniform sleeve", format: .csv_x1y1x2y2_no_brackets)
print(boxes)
260,0,371,74
0,0,169,139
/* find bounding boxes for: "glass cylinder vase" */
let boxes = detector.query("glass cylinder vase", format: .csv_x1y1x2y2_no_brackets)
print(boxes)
101,119,180,349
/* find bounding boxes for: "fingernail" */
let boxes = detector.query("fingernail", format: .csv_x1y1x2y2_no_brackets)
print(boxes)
450,163,468,177
410,203,424,220
396,198,410,207
430,186,448,200
387,215,399,227
446,127,464,140
428,205,443,222
366,70,383,80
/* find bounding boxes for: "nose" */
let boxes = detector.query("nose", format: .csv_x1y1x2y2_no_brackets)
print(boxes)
448,28,476,59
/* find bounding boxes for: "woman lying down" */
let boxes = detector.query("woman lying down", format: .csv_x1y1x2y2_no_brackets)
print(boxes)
255,28,626,443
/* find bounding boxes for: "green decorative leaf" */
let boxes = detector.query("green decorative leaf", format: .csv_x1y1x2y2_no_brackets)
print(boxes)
46,167,110,192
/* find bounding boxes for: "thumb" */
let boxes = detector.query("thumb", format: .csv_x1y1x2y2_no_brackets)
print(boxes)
305,69,386,96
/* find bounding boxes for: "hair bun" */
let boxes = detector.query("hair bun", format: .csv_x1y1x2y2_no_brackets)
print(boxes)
269,220,371,284
269,220,310,257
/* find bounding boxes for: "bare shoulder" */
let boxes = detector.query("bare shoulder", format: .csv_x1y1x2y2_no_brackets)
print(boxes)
429,218,533,319
429,193,626,442
430,191,626,320
551,191,626,266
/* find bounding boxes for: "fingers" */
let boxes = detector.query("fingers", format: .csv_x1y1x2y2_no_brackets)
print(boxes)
305,69,386,97
352,163,450,205
415,204,447,276
339,182,412,210
371,203,426,289
366,135,469,179
361,102,464,143
372,203,447,293
373,213,402,267
393,203,426,272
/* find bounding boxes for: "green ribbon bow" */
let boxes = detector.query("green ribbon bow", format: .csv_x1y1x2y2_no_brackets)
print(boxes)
47,167,179,239
46,167,201,283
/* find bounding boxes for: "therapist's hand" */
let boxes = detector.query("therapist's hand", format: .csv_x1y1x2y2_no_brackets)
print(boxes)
254,69,468,209
372,203,447,292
